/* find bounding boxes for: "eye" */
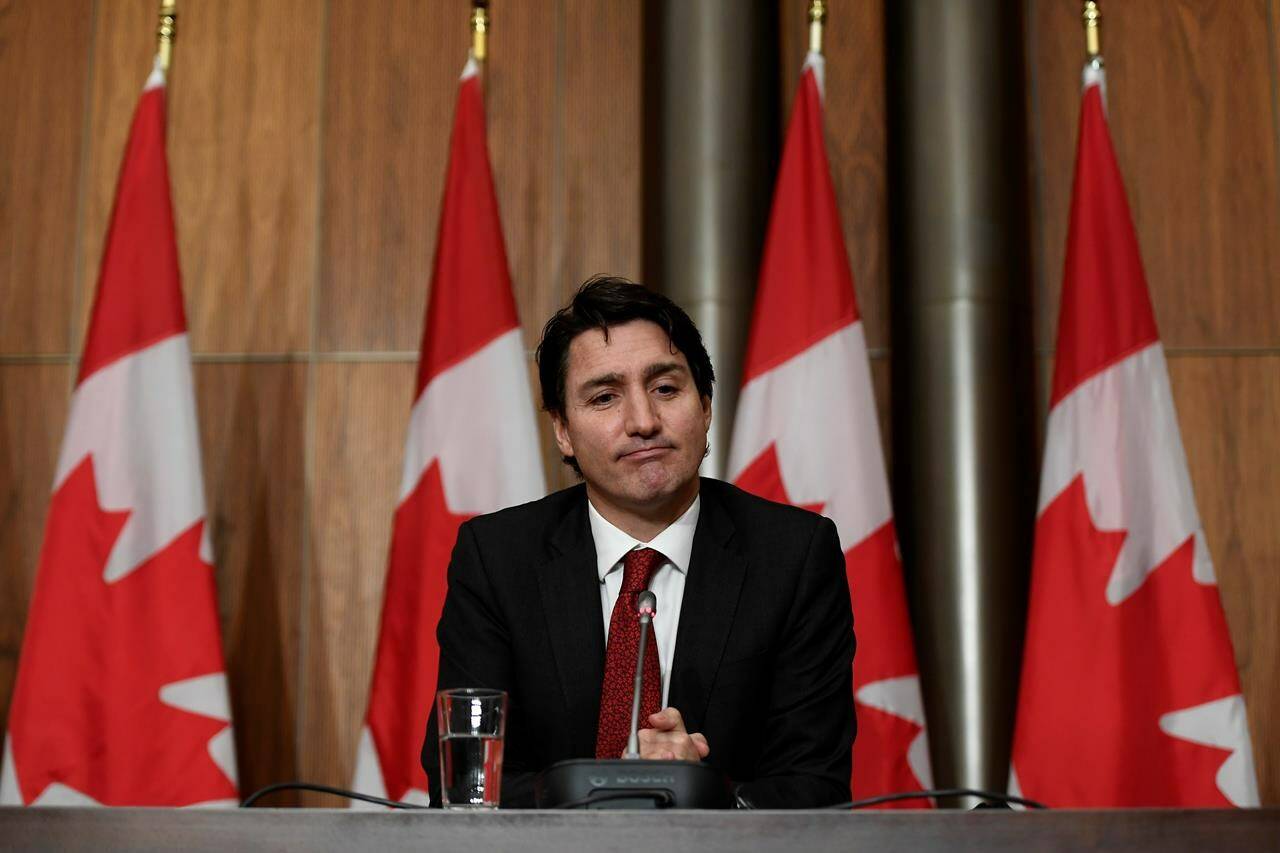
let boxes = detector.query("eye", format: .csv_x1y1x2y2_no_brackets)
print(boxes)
653,383,679,397
589,392,617,406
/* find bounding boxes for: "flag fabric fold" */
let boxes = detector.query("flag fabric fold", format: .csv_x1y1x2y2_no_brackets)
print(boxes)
1010,63,1258,808
727,53,932,805
351,56,546,807
1,61,239,808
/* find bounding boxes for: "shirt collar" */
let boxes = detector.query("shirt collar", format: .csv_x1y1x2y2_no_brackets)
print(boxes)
587,495,701,583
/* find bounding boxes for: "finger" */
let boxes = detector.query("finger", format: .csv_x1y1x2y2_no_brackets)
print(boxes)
690,732,710,758
637,728,669,760
638,729,677,754
639,733,677,758
640,732,703,762
647,707,686,733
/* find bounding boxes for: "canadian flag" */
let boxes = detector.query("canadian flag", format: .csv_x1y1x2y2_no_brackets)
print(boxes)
1010,63,1258,807
350,56,545,806
0,61,238,807
727,53,931,804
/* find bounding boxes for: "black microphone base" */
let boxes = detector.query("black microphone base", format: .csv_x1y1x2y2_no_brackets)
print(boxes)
534,759,731,810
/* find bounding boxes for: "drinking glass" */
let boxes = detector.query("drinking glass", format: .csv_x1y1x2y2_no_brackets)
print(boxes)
437,688,507,809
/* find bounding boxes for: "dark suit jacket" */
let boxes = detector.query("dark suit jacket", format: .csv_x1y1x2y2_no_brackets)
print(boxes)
421,476,855,808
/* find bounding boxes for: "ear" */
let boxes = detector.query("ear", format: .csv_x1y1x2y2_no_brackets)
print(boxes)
701,395,713,432
552,412,575,459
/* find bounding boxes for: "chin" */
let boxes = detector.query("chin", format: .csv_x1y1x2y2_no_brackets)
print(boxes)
632,464,698,502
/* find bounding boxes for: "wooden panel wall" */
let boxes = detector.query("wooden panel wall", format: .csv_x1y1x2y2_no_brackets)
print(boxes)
0,0,94,771
0,0,1275,809
0,0,640,806
1025,0,1280,803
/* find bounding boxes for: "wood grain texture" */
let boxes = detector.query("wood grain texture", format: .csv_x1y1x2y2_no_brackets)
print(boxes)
0,1,94,354
474,0,557,352
299,362,415,803
73,0,160,356
554,0,643,320
1029,0,1280,351
166,0,322,353
1168,355,1280,805
0,365,71,735
779,0,889,350
529,355,576,494
317,0,468,353
75,0,321,356
195,363,307,803
319,0,561,355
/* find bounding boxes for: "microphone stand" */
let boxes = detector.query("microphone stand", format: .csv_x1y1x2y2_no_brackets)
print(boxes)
623,591,656,759
533,589,728,809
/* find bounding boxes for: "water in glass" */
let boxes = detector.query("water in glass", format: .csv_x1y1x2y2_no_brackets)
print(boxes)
440,733,504,808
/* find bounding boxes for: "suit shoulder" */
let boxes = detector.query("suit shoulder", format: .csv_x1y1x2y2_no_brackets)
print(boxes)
462,483,585,538
700,477,831,534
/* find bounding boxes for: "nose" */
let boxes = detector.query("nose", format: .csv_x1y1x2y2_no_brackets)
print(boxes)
622,391,660,438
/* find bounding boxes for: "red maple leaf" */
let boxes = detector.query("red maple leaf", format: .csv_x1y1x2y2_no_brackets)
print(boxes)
367,459,474,800
8,457,236,805
735,443,926,804
1016,475,1242,806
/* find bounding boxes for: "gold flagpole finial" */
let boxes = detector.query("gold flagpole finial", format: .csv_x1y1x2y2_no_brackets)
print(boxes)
808,0,827,56
157,0,177,71
1083,1,1102,63
471,0,490,62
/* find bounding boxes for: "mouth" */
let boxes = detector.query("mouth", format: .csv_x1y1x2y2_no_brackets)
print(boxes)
619,446,673,462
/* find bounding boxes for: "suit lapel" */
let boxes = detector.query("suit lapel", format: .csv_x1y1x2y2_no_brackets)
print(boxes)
669,483,747,731
536,488,605,756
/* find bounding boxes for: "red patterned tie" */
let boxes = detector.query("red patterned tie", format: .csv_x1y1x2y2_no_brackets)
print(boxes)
595,547,665,759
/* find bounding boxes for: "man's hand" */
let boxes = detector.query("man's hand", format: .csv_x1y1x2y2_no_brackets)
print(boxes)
638,707,711,762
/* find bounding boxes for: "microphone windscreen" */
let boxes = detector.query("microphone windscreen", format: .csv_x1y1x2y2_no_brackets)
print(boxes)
636,590,657,615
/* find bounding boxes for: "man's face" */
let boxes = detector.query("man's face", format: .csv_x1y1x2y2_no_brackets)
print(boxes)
552,319,712,520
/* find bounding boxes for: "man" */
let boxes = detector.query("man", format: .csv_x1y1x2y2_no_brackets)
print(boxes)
422,276,855,808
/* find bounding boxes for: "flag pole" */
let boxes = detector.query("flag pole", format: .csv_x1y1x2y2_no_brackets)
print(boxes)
1083,1,1102,66
157,0,177,71
471,0,490,63
808,0,827,56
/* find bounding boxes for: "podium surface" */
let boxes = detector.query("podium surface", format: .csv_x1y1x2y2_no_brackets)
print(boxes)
1,807,1277,851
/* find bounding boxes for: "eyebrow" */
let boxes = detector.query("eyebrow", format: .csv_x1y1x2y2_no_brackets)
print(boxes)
576,361,690,396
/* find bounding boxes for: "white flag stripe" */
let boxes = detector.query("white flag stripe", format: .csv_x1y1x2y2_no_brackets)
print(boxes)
1158,695,1259,807
728,321,890,550
856,675,934,789
54,335,211,582
398,328,544,511
350,727,389,810
1040,342,1213,604
0,738,20,806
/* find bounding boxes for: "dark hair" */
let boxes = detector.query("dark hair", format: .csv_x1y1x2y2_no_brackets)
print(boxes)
536,276,715,472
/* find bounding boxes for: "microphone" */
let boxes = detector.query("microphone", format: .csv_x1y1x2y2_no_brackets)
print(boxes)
623,590,657,759
533,584,726,807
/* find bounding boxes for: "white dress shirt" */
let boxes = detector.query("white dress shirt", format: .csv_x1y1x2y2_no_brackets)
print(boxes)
587,496,700,707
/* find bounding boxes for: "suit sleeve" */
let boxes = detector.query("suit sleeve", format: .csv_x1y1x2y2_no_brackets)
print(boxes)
421,521,537,807
737,516,855,808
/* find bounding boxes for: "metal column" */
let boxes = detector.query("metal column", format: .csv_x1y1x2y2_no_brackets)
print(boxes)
886,0,1037,802
644,1,780,477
